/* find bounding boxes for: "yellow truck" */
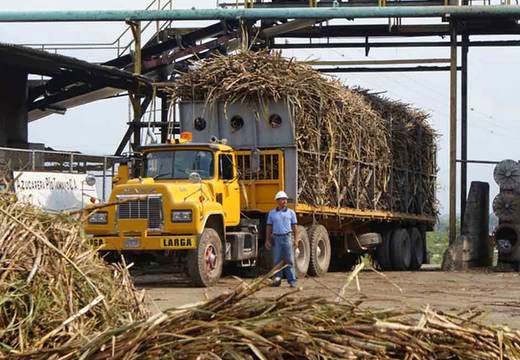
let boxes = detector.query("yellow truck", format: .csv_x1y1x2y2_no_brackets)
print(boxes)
85,100,436,286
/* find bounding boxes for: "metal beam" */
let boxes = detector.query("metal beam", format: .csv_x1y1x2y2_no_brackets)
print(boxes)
318,65,461,72
449,21,458,246
307,58,450,66
1,6,520,22
115,96,152,156
259,19,319,38
160,96,169,143
456,159,499,165
273,23,520,38
460,32,469,230
272,39,520,49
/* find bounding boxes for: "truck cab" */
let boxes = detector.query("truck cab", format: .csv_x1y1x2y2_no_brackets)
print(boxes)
85,134,258,286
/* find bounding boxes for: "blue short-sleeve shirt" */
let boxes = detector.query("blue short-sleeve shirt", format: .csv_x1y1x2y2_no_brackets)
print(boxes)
267,207,297,235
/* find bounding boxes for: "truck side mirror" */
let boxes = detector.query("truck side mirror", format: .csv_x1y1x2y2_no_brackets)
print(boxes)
251,149,261,174
189,172,202,184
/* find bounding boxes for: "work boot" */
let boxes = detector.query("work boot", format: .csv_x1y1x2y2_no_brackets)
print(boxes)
271,277,282,287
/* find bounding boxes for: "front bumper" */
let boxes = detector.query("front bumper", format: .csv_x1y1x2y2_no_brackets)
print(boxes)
87,234,198,251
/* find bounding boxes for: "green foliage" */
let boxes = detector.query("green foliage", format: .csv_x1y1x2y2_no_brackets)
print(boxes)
426,216,460,265
426,230,448,265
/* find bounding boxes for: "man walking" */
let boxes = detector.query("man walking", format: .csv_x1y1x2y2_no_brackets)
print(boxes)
265,191,299,287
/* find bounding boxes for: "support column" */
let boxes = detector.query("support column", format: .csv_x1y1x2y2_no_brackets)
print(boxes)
460,32,469,230
0,67,28,148
127,20,142,152
449,21,458,245
161,95,169,143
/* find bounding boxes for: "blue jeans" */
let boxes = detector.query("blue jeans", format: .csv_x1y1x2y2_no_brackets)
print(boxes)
272,234,297,284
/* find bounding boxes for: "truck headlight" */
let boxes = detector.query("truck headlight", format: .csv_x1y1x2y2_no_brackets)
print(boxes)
88,211,108,224
172,210,192,223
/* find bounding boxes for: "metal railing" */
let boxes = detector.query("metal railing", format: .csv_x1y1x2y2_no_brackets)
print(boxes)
19,0,174,57
0,146,123,202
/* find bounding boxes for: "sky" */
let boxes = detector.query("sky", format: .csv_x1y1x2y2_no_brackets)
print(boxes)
1,0,519,215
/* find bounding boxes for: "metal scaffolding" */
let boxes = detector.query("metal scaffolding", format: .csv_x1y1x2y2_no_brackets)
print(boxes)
4,3,520,244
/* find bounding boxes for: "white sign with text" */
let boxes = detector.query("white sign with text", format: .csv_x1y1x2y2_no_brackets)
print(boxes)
13,171,97,212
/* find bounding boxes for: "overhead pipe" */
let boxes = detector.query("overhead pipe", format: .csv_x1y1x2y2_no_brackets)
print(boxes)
0,6,520,22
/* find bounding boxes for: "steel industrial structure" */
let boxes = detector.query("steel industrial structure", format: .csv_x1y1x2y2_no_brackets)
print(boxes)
3,2,520,244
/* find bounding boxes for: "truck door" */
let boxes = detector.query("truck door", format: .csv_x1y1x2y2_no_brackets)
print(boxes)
217,153,240,226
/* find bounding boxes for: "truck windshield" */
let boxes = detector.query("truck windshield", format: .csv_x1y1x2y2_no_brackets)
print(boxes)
144,150,214,180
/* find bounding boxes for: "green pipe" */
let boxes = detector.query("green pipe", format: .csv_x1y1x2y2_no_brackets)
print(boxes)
0,6,519,22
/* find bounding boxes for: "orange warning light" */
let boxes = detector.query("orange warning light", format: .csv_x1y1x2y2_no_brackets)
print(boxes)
180,131,193,141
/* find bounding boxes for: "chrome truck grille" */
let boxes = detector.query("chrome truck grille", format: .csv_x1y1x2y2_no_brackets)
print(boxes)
116,194,162,230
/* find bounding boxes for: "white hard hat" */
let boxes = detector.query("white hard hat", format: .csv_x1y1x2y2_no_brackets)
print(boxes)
275,191,289,200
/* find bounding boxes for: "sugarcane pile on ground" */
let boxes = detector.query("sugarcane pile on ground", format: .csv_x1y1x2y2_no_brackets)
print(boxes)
1,192,519,359
23,267,520,360
175,51,437,216
0,190,147,356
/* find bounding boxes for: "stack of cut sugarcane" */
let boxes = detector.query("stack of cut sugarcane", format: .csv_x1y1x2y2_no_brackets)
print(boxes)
12,267,520,360
174,51,438,216
0,190,147,355
2,190,520,359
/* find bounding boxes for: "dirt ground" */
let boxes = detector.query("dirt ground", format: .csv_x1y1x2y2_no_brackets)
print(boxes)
136,266,520,327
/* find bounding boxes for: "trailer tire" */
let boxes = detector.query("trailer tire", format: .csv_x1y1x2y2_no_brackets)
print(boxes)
408,227,424,271
390,228,411,271
187,228,223,287
294,225,310,276
307,224,331,277
375,231,393,271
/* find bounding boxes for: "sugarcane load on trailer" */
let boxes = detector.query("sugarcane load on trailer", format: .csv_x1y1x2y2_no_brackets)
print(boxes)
84,51,437,287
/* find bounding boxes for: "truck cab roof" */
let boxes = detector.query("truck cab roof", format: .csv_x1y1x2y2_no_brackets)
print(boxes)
141,141,234,152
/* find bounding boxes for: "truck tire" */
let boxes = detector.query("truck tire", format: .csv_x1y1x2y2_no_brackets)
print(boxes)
390,228,411,271
375,231,393,271
307,224,331,277
294,225,310,276
408,227,424,271
187,228,223,287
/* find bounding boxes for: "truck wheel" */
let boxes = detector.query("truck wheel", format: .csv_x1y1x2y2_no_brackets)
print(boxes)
409,227,424,271
187,228,223,287
375,231,393,271
294,225,310,276
390,228,411,271
307,224,331,277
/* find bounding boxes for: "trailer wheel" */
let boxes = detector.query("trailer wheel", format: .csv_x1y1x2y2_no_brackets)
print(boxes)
390,228,411,271
408,227,424,271
375,231,393,271
294,225,310,276
307,224,331,277
187,228,223,287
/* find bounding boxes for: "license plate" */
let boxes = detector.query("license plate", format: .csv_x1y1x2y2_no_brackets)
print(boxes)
160,236,196,249
88,238,105,247
124,237,140,248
